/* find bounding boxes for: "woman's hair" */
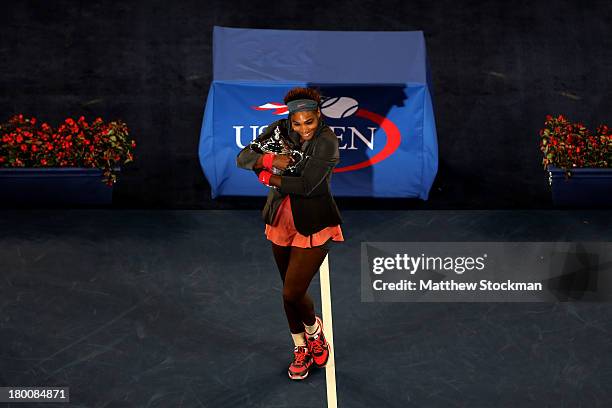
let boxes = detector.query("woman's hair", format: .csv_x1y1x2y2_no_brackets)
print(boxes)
283,87,322,105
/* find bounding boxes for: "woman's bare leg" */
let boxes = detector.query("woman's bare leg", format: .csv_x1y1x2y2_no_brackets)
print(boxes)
281,245,328,333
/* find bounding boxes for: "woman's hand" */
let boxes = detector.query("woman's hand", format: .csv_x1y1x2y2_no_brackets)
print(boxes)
272,154,294,170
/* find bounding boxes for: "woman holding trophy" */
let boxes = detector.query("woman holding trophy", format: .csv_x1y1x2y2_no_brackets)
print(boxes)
236,87,344,380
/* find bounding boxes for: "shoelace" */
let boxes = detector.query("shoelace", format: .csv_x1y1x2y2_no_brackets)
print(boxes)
308,335,325,354
293,347,309,366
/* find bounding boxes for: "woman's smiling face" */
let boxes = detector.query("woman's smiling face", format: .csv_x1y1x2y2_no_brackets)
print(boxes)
291,110,321,142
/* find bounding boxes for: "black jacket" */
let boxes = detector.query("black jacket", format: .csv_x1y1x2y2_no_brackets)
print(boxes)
236,118,343,236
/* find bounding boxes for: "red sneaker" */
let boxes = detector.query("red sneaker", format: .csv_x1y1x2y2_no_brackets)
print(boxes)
288,345,313,380
306,316,330,368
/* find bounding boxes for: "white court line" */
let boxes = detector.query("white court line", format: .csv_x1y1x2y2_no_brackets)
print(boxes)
319,254,337,408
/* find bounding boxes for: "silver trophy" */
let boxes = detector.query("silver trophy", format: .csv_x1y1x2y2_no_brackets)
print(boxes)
248,126,306,175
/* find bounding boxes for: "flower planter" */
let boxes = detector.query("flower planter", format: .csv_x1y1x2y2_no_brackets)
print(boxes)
0,167,114,207
548,165,612,207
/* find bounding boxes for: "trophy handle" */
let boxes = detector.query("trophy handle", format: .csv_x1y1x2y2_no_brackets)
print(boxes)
285,151,308,172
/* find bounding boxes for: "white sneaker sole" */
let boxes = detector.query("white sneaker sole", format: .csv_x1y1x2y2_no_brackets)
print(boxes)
288,369,309,380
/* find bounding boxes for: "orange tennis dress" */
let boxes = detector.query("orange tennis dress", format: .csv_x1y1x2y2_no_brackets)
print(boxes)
265,195,344,248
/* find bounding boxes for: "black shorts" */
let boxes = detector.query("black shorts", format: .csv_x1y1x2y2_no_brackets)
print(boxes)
314,237,337,251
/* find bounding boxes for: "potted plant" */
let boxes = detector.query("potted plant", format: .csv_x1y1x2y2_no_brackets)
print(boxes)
0,114,136,206
539,114,612,207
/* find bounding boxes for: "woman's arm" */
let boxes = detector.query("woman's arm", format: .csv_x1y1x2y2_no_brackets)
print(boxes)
236,121,280,170
277,130,339,196
254,154,294,188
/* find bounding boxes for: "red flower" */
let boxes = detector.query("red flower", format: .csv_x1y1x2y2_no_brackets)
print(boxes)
1,115,134,185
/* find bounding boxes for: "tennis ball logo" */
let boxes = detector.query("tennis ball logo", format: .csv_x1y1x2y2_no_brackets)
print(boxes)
320,97,359,119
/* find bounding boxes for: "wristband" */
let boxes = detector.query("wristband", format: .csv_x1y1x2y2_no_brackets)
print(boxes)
262,153,275,170
258,170,272,186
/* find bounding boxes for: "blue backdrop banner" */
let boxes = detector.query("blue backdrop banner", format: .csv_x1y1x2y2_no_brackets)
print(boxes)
199,27,438,199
